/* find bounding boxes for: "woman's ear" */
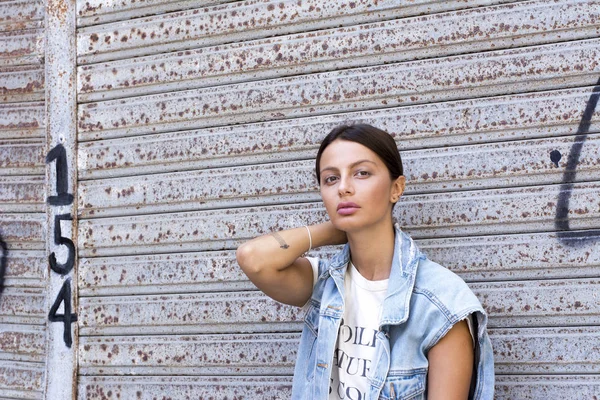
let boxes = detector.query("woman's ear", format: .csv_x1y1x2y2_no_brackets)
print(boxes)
390,175,406,203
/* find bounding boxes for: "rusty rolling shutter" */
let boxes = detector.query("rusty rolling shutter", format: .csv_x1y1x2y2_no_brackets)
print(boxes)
76,0,600,399
0,0,47,399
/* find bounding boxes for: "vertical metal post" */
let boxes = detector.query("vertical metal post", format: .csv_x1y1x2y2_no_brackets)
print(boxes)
44,0,78,399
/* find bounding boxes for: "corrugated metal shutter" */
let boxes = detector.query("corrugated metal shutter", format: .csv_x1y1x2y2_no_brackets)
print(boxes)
75,0,600,399
0,0,47,399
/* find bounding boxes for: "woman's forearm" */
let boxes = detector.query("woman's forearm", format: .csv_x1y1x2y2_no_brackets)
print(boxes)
236,222,346,276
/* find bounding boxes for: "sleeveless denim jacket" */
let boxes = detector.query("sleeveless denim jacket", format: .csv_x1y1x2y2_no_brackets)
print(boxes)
292,225,494,400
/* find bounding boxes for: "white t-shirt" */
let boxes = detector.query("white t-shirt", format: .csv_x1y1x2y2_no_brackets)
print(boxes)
306,257,475,400
308,257,388,400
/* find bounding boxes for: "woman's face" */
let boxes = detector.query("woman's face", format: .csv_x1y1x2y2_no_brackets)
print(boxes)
318,139,405,233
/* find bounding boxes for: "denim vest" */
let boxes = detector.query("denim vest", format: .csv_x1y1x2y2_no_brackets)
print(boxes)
292,226,494,400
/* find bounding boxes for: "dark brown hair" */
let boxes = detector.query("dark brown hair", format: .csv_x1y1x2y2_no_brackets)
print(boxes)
315,124,403,184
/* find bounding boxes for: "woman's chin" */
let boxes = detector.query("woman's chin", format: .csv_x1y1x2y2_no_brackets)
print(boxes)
331,217,363,233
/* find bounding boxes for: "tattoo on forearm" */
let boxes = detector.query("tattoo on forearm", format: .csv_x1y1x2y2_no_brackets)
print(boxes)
270,232,290,249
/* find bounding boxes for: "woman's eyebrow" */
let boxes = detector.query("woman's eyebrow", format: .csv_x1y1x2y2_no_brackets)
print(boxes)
320,159,377,174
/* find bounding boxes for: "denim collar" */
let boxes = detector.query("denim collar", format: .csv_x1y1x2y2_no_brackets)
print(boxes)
326,224,426,329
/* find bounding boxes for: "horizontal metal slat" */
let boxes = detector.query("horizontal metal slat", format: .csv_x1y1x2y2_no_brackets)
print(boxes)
78,229,600,297
0,175,45,212
494,375,600,400
491,326,600,374
0,213,45,249
0,102,44,139
79,291,301,336
78,333,300,375
77,0,233,27
78,202,326,257
77,375,600,400
0,324,46,362
0,139,45,175
77,38,600,141
77,85,600,179
78,250,259,296
0,65,44,103
0,28,44,66
0,0,44,33
76,0,514,64
399,181,600,238
0,287,45,325
78,181,600,257
78,279,600,336
78,133,600,218
77,376,293,400
78,327,599,375
77,0,600,102
1,250,46,288
420,230,600,282
77,248,335,297
475,279,600,328
0,360,44,399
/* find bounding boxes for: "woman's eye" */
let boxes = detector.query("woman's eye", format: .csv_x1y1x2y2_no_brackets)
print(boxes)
324,176,338,184
355,170,370,177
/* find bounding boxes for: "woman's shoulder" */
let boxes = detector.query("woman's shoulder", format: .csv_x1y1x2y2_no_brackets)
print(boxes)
412,256,483,319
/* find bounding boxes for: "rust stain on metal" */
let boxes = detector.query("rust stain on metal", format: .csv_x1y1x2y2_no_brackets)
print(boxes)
0,65,44,102
78,133,600,218
0,28,44,66
0,214,45,245
491,326,600,374
78,376,292,400
0,102,44,139
78,250,252,296
0,139,45,173
78,333,299,375
0,250,45,282
78,180,600,257
422,230,600,283
474,279,600,328
0,362,44,392
0,1,44,32
0,176,45,207
76,0,600,102
78,86,600,179
76,39,600,140
76,0,518,63
79,291,301,335
78,202,327,257
0,326,46,361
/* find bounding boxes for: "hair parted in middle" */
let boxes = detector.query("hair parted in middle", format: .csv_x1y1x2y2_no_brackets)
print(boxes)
315,124,403,184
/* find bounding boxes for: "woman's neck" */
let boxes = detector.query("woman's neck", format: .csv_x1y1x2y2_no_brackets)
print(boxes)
346,220,396,281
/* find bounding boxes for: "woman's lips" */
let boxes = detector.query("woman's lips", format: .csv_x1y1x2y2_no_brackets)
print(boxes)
337,202,360,215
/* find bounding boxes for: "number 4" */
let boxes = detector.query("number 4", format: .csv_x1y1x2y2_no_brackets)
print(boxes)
48,279,78,348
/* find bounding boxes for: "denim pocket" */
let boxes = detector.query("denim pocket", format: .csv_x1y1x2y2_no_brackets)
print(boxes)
379,370,426,400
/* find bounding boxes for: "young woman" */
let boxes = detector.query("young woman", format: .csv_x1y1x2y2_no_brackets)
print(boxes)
236,124,494,400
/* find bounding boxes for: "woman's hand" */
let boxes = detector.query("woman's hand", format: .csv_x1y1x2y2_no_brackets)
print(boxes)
236,221,347,307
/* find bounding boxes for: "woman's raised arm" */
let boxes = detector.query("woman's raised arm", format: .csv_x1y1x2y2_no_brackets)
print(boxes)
236,222,346,307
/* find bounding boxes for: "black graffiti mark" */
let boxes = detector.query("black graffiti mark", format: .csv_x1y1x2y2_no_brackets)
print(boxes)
48,278,78,348
0,234,7,296
49,213,75,275
555,78,600,243
46,143,74,206
549,150,561,168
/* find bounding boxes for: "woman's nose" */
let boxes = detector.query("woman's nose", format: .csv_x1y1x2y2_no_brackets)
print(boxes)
338,175,354,196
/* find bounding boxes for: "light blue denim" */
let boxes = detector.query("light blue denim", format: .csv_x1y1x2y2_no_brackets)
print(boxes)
292,225,494,400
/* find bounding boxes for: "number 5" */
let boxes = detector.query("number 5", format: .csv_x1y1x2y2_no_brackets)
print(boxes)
49,214,75,275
